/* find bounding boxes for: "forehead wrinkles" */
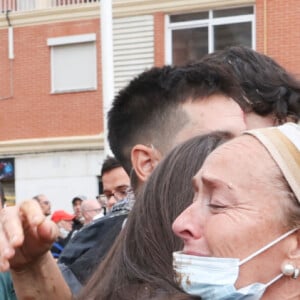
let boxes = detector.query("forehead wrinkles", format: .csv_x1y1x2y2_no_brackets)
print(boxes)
200,136,278,184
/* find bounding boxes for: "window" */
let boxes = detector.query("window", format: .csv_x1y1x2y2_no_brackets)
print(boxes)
48,33,97,93
166,6,255,65
0,158,15,206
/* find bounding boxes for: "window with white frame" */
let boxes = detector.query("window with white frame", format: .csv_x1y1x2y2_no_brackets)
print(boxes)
166,6,255,66
48,33,97,93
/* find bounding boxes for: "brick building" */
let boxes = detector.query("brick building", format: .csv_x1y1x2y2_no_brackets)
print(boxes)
0,0,298,211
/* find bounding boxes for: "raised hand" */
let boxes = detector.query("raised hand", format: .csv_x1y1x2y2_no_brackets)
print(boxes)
0,199,58,271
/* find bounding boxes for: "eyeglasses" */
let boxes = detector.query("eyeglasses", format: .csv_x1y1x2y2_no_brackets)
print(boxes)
103,186,130,201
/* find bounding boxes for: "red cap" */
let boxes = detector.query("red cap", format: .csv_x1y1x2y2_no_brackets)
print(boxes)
51,210,74,223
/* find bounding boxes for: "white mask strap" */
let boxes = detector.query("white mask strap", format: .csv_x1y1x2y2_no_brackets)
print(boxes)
265,273,284,288
239,228,298,266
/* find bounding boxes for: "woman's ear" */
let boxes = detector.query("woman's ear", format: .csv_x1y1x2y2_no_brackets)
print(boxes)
286,230,300,263
131,144,162,184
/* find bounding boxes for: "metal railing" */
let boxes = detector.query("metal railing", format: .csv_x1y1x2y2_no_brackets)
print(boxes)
0,0,100,13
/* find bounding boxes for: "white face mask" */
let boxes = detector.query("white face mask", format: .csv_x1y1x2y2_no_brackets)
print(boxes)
173,228,297,300
59,227,70,239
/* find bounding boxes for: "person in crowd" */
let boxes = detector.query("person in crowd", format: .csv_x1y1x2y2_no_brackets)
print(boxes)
71,195,85,231
78,132,231,300
33,194,51,216
202,45,300,125
50,210,74,259
56,156,131,294
0,48,300,298
101,156,131,213
80,199,103,225
172,122,300,300
96,194,107,215
0,183,17,300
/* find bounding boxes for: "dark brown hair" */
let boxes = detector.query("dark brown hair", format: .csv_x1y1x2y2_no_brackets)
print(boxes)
78,132,232,300
108,63,242,174
101,155,123,177
202,46,300,123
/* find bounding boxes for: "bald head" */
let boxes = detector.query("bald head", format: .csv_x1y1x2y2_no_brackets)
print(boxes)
81,199,102,225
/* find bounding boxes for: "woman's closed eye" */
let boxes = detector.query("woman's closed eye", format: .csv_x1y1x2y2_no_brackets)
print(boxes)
207,198,228,211
208,203,226,209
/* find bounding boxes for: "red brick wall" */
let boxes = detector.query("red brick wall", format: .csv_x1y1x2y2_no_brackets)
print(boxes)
0,18,102,141
256,0,300,77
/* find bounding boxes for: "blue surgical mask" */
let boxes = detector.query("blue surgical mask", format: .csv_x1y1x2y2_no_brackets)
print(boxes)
173,228,297,300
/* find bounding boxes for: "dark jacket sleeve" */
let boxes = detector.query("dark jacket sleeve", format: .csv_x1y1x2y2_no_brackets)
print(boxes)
58,213,128,293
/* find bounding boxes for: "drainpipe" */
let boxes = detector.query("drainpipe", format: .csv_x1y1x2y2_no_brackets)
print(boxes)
1,10,14,100
100,0,114,156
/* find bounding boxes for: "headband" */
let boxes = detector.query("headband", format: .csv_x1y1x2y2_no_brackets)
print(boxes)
245,123,300,202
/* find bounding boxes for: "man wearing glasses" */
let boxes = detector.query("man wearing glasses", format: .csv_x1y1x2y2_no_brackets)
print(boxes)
101,156,131,213
54,156,131,294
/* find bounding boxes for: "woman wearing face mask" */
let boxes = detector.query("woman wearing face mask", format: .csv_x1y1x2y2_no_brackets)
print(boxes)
51,210,74,259
77,132,231,300
173,122,300,300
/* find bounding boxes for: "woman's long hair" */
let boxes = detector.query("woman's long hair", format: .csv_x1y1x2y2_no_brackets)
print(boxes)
78,132,231,300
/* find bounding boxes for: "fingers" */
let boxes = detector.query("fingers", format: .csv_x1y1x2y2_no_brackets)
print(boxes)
36,218,59,244
0,206,23,271
0,199,61,273
20,200,58,243
20,199,45,227
0,199,48,271
0,205,24,247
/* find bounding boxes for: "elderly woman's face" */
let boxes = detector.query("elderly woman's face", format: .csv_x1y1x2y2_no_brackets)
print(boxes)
173,135,293,289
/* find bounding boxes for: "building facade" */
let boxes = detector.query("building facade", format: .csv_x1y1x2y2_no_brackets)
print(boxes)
0,0,298,212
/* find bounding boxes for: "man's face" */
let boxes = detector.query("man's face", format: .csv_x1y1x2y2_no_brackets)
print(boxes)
173,95,247,147
38,195,51,216
81,200,102,224
172,136,289,289
102,167,130,211
132,93,274,186
60,219,73,232
73,200,82,219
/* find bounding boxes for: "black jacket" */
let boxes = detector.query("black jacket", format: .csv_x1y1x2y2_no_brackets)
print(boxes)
58,210,129,294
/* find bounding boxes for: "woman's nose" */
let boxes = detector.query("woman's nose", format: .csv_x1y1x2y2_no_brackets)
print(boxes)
172,201,202,242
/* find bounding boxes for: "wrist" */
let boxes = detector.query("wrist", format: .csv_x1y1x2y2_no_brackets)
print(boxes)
11,251,53,274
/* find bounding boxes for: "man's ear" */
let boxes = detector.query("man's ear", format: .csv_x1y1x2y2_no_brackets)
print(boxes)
131,144,161,183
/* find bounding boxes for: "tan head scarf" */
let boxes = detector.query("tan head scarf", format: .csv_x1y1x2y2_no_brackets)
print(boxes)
245,123,300,202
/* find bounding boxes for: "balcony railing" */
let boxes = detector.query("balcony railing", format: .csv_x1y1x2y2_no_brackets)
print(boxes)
0,0,100,13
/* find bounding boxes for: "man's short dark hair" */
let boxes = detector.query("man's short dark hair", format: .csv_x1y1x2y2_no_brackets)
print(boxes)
202,46,300,123
72,197,83,206
101,156,123,177
108,63,242,174
72,195,87,206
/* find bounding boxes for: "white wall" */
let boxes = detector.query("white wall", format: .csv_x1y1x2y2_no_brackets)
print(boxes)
15,150,104,214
